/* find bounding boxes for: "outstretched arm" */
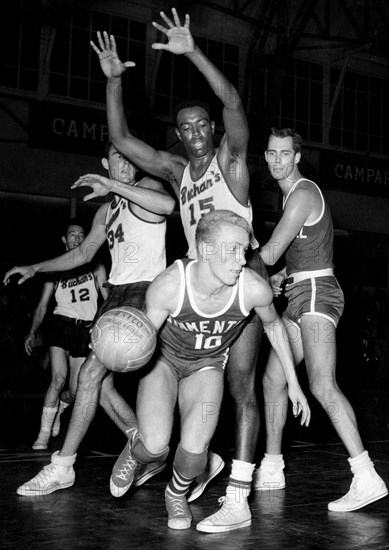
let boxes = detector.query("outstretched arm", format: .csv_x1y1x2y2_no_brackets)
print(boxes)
3,206,107,286
72,174,175,216
91,31,184,182
24,281,54,355
152,8,248,155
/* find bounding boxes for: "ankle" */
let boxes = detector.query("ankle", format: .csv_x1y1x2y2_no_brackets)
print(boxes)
52,450,76,468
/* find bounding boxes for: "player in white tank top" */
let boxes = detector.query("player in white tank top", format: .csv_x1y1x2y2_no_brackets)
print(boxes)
22,221,108,451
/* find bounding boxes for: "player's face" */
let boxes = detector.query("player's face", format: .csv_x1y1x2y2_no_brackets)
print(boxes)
106,147,137,185
265,135,300,181
203,224,249,286
64,224,85,250
175,107,215,158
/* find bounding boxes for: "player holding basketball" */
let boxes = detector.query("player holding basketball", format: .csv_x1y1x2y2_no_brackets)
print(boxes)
24,220,108,450
4,145,175,495
110,209,310,531
91,8,271,530
255,127,387,512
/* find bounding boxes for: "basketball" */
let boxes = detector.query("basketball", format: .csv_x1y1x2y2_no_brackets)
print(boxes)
90,307,157,372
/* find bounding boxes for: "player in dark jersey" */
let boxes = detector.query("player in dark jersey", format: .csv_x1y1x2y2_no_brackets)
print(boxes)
24,221,107,450
257,127,387,512
109,210,310,531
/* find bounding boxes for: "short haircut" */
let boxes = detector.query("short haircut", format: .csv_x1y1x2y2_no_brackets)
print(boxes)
195,209,250,251
173,99,212,128
269,127,303,154
64,219,86,236
104,140,115,156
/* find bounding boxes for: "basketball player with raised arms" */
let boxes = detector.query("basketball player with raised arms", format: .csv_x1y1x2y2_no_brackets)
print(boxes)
24,220,108,451
111,209,310,531
256,127,387,512
91,8,272,530
4,144,175,495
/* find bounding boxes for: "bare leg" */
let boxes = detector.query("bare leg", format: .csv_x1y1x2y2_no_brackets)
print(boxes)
100,372,138,437
59,351,108,457
226,312,262,462
301,315,364,457
263,317,304,454
43,346,69,408
61,356,84,404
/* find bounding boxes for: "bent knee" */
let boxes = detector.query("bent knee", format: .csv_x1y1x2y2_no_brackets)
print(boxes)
77,354,108,389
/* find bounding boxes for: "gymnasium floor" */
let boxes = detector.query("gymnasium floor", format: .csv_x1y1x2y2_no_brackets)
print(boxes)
1,385,389,550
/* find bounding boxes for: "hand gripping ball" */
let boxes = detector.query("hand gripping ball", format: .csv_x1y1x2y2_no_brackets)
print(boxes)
90,307,157,372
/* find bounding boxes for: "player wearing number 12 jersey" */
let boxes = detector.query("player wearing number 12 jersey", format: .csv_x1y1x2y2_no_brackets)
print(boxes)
22,221,108,451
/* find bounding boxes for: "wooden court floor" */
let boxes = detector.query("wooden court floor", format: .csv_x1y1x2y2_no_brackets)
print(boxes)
1,392,389,550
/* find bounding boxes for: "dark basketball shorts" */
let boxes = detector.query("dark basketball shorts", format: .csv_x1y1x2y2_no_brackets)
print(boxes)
47,314,93,358
284,275,344,327
94,281,151,321
159,347,229,381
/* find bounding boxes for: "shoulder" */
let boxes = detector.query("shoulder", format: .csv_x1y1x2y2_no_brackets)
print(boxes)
95,201,110,220
242,268,273,309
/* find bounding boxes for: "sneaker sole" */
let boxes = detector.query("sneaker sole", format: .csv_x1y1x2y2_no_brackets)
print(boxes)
110,476,133,498
16,480,74,496
32,444,48,450
168,518,192,530
328,488,388,512
133,463,167,487
187,456,225,503
196,517,252,533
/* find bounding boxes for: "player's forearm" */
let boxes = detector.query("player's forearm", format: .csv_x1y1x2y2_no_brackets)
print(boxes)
35,246,90,275
264,321,299,386
185,46,240,110
110,180,174,215
260,241,286,266
28,305,47,335
106,76,129,142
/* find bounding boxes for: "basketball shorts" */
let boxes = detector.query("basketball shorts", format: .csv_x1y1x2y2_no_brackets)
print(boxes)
159,347,229,381
284,275,344,327
94,281,151,322
47,314,93,358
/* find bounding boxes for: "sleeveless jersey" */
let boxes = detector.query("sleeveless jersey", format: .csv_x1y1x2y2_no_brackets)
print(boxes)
105,195,166,285
159,259,249,362
54,270,98,321
179,154,256,259
283,178,334,274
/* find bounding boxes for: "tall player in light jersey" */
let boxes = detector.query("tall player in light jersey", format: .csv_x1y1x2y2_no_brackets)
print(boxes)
4,144,175,496
91,8,273,530
24,221,108,451
109,210,309,531
257,128,387,512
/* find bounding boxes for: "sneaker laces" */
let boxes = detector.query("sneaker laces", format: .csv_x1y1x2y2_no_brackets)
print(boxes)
115,455,138,482
207,496,238,521
125,427,138,443
166,493,188,517
28,464,57,486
